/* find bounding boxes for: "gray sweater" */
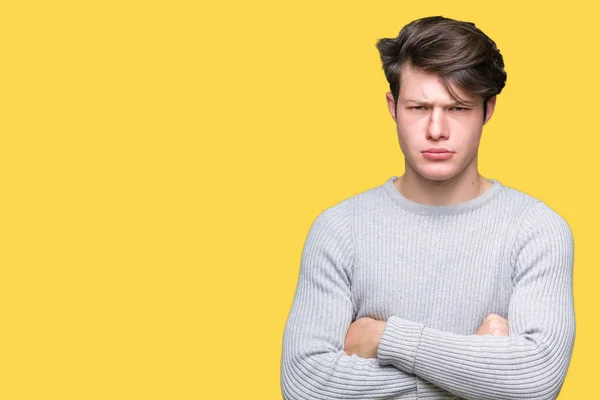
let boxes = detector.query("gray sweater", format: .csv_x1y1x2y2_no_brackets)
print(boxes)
281,176,575,400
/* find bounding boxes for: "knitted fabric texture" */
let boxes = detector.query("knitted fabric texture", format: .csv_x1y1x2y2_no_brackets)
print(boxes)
281,176,575,400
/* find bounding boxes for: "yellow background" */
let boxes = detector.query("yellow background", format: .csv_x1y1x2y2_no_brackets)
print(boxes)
1,1,596,398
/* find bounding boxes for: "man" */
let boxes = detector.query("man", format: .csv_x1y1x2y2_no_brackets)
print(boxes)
281,16,575,400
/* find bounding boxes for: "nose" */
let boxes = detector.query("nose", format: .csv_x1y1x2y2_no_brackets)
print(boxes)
426,108,449,140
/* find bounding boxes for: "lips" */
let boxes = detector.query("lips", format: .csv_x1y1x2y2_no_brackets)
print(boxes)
422,150,454,160
423,148,453,153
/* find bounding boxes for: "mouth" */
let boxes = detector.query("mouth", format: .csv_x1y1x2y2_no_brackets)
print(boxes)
422,151,454,160
422,148,454,153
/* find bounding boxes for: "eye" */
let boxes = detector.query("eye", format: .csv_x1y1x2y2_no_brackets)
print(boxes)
410,106,426,111
451,107,468,112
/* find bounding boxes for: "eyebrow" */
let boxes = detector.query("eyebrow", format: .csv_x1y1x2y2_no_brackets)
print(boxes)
404,99,469,107
404,98,481,107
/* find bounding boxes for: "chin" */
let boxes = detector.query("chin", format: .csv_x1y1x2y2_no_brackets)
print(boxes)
415,166,460,183
420,175,458,184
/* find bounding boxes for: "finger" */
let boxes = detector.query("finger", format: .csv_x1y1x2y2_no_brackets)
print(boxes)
484,313,507,322
482,313,498,323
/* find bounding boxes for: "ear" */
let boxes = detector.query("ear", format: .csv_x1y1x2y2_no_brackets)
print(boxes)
386,92,398,122
483,96,497,125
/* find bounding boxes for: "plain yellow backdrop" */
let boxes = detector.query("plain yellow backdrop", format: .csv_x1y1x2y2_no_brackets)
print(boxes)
0,0,597,399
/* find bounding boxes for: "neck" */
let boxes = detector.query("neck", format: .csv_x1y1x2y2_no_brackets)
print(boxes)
394,168,492,206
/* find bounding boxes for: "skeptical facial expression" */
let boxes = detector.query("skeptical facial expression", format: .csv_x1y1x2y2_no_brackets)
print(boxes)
386,64,496,183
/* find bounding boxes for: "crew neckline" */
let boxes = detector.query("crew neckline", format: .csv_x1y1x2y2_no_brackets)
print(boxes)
383,176,504,216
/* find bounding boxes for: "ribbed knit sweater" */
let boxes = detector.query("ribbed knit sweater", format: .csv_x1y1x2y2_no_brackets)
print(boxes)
281,176,575,400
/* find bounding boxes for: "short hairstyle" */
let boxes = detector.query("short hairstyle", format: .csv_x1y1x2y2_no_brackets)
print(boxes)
376,16,507,118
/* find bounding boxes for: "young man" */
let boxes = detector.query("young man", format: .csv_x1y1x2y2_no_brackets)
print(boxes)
281,16,575,400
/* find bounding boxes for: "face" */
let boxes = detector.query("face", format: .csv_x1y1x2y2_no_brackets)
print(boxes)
386,64,496,184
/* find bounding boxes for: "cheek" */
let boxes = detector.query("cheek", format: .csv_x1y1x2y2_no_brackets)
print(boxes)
396,119,421,146
395,127,413,152
464,128,484,148
449,121,483,147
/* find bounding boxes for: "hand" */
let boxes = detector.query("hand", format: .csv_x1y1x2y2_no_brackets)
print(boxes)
476,313,509,336
344,317,386,358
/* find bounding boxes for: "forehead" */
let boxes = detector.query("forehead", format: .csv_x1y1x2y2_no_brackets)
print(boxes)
399,64,477,104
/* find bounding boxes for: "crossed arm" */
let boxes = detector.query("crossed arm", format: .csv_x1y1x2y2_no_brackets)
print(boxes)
281,205,452,399
281,202,575,400
344,313,509,359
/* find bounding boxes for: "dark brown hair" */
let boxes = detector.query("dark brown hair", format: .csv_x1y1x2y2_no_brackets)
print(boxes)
376,16,507,118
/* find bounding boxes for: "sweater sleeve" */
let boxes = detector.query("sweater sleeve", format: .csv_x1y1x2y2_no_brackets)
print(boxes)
376,202,576,400
281,201,457,399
